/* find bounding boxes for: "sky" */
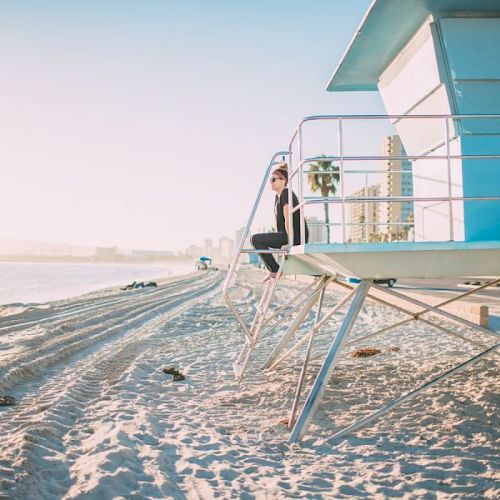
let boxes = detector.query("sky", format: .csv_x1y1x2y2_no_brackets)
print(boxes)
0,0,385,252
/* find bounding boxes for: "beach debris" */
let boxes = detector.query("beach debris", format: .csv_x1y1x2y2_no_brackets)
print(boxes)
162,366,185,381
162,366,177,375
351,347,382,358
0,395,16,406
387,346,400,353
280,418,289,427
121,281,157,290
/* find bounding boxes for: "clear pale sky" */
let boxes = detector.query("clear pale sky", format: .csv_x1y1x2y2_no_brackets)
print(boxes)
0,0,384,252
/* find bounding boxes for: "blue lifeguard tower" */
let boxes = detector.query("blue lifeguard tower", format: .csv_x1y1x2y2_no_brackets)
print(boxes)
224,0,500,443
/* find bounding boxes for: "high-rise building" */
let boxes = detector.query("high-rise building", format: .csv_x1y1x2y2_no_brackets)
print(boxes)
378,135,413,240
235,227,252,263
186,244,204,257
235,228,244,245
204,238,213,257
306,216,328,244
349,185,380,243
219,236,234,260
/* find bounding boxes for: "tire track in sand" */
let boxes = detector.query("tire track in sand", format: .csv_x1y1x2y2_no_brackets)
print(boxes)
0,272,224,496
0,273,202,335
0,273,216,389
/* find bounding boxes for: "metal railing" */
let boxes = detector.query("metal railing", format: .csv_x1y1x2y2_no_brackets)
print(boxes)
286,114,500,246
224,113,500,294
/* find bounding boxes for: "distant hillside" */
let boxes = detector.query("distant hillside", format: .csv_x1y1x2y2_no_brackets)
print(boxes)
0,238,94,257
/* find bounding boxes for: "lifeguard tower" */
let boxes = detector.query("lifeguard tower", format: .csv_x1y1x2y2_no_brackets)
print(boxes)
223,0,500,443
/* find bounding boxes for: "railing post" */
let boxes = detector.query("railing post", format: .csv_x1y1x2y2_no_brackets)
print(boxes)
364,172,369,242
299,171,306,246
288,146,293,248
445,117,454,241
299,132,306,246
338,118,346,243
288,126,300,247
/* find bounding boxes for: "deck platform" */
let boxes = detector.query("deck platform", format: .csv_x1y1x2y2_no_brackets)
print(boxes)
286,241,500,279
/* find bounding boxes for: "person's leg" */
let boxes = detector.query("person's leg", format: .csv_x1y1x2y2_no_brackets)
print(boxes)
251,233,288,272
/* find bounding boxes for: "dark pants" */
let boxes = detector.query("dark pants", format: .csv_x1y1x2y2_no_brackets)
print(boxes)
251,232,288,273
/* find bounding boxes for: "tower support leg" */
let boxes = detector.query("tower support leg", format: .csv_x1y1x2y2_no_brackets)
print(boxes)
288,283,326,428
289,280,371,443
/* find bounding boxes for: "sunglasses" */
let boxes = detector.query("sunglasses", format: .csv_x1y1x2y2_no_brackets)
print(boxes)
270,177,284,183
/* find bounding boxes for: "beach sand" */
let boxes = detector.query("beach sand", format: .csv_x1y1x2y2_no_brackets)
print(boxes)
0,268,498,498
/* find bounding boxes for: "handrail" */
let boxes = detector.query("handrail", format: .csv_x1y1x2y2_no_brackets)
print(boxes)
296,154,500,164
286,113,500,244
300,195,500,203
288,113,500,149
289,195,500,215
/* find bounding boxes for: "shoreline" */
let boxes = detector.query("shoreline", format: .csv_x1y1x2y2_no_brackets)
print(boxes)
0,261,198,308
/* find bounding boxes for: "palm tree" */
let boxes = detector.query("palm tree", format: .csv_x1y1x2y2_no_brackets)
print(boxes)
307,157,340,243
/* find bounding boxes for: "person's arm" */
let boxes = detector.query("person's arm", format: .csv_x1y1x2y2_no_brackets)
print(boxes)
282,203,290,237
280,188,291,243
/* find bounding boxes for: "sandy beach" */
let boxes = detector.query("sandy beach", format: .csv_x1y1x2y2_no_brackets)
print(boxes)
0,268,498,499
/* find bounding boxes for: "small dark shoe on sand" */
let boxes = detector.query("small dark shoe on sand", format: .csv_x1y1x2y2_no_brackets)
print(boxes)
162,367,177,375
0,395,16,406
173,372,185,382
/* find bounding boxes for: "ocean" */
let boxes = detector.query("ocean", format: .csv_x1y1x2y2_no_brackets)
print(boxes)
0,261,195,305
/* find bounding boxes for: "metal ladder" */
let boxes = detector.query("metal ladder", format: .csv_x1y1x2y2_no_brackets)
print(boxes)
223,151,289,382
232,259,284,380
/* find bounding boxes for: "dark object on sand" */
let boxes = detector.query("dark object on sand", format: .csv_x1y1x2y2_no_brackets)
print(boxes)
374,278,396,287
162,366,185,381
351,348,382,358
0,395,16,406
122,281,157,290
162,367,177,375
122,281,138,290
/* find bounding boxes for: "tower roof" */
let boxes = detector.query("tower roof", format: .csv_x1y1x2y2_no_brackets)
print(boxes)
327,0,500,92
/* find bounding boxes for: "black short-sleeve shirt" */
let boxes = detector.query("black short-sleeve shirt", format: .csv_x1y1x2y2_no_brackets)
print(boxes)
275,188,309,245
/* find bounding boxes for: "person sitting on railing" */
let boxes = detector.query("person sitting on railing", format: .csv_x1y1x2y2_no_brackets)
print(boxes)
251,162,309,282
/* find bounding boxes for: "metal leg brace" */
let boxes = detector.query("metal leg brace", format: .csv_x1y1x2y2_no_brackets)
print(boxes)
262,276,325,369
289,278,499,443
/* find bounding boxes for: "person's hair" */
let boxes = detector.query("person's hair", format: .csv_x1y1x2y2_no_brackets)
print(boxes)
272,162,288,184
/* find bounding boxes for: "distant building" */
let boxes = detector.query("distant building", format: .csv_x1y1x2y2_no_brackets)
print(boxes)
95,247,119,259
349,185,380,243
235,226,251,263
307,216,327,244
204,239,213,258
378,135,413,240
235,228,244,245
130,249,173,259
186,245,204,257
219,236,234,260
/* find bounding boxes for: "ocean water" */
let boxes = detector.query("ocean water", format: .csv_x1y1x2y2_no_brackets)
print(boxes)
0,261,195,305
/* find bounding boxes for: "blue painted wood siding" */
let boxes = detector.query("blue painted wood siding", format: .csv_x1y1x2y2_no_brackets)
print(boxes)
439,17,500,240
